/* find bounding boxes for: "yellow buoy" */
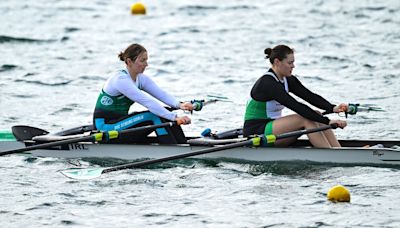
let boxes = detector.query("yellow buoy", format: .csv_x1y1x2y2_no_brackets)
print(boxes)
131,2,146,15
327,185,351,202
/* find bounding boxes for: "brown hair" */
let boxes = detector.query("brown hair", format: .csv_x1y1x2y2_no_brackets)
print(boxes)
118,43,147,62
264,45,294,64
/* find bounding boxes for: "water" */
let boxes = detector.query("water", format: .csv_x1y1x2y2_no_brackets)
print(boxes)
1,0,400,227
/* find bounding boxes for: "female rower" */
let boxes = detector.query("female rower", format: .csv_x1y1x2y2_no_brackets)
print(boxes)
243,44,347,148
93,43,198,144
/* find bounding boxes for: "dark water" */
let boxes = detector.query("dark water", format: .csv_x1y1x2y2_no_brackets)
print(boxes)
1,0,400,227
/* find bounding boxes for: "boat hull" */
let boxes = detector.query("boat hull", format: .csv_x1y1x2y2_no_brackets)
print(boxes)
1,140,400,166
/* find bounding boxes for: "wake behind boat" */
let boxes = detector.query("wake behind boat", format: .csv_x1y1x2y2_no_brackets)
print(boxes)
1,124,400,167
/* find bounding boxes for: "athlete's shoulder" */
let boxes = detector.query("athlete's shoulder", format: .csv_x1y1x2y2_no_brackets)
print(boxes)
251,75,278,94
257,74,280,85
287,75,300,80
259,74,277,80
286,75,302,84
115,69,130,79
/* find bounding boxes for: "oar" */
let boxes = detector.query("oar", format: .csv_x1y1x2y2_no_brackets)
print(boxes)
206,94,231,102
345,103,384,117
11,125,49,141
188,96,232,114
0,122,177,157
60,123,338,180
322,103,384,117
11,124,95,141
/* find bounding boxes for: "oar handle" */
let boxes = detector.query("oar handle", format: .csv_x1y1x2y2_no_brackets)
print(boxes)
323,103,383,117
345,103,358,118
191,99,220,112
344,103,383,117
191,99,204,111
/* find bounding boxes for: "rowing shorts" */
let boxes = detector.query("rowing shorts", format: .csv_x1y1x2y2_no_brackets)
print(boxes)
243,119,275,147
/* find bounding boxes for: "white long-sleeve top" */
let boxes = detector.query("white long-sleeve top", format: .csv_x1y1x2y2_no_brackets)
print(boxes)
101,69,180,121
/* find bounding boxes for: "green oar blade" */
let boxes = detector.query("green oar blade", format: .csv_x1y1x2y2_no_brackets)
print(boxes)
60,167,105,180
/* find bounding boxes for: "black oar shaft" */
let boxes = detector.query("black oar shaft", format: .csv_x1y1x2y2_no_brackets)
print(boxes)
121,122,175,135
103,124,337,174
61,123,339,179
275,124,337,140
0,122,176,156
0,135,95,156
103,138,255,173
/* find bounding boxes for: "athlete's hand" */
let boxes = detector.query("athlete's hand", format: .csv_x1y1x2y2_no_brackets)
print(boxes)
179,102,194,111
175,116,191,125
329,119,347,129
333,103,348,113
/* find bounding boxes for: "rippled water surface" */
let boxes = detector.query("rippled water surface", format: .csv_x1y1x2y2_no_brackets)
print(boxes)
1,0,400,227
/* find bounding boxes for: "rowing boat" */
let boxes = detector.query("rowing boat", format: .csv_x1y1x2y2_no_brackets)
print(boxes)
1,128,400,166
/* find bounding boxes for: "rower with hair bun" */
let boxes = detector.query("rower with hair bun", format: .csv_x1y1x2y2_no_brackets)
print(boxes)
243,44,348,148
93,43,202,144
